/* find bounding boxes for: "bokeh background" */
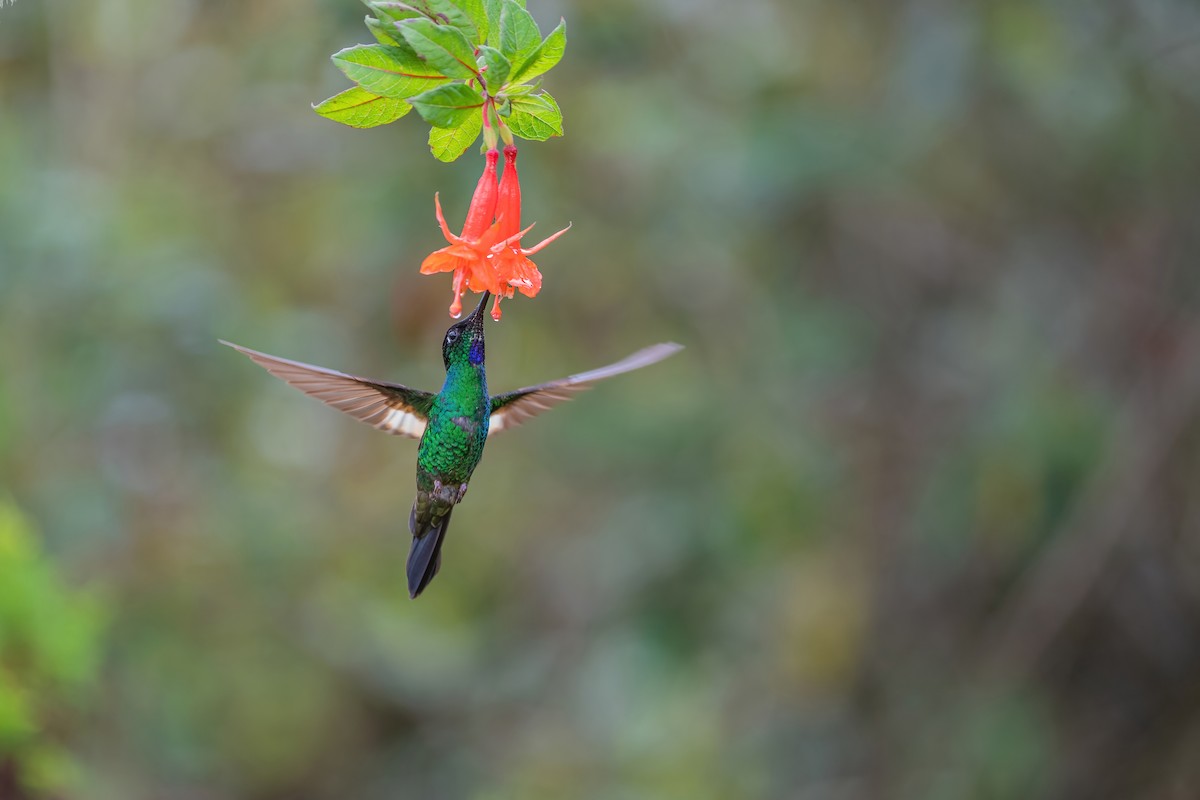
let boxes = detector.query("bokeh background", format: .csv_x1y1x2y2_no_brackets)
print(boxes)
3,0,1200,797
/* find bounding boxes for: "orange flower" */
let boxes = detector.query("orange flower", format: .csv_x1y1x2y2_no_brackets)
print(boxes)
420,148,501,318
419,145,569,320
483,145,570,320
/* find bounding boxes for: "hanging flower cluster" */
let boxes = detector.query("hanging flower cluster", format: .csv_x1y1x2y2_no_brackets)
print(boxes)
421,144,569,320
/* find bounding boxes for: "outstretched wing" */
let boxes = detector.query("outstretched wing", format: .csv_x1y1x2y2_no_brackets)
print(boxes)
487,343,683,437
222,340,435,439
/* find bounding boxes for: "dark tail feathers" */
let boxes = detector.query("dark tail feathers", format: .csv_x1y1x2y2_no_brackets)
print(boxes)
407,506,453,598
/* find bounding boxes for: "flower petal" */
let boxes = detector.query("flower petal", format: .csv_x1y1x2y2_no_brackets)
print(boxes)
519,222,572,255
420,248,466,275
433,193,466,246
494,250,543,298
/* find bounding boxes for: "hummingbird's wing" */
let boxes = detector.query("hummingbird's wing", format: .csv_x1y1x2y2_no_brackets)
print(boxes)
487,343,683,436
221,341,435,439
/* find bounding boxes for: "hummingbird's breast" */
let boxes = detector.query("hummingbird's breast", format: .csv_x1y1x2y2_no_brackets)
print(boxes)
415,391,490,485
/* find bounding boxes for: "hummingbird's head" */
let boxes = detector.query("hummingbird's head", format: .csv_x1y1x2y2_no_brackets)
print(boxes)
442,291,489,369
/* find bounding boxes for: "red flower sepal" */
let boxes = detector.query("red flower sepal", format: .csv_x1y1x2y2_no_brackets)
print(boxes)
483,145,570,320
419,148,500,318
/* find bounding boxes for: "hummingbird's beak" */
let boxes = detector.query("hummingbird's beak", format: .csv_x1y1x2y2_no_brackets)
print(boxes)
467,291,490,329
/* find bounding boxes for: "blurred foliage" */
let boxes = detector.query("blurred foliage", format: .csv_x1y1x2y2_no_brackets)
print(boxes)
2,0,1200,798
0,501,106,796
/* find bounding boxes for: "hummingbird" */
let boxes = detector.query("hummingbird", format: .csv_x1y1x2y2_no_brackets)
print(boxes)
222,291,682,598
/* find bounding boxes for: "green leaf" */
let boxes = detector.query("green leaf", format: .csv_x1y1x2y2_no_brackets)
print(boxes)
484,0,503,48
399,18,480,81
332,44,450,99
507,91,562,140
428,0,488,44
429,112,483,161
371,0,484,43
365,15,404,47
502,80,539,97
509,18,565,85
368,2,422,23
498,0,540,66
409,83,485,128
374,0,487,44
462,0,490,42
478,45,510,93
313,86,412,128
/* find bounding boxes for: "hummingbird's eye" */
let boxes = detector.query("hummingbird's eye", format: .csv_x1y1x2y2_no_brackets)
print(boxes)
446,330,459,345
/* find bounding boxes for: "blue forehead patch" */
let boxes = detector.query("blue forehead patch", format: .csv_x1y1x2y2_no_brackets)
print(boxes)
469,340,485,365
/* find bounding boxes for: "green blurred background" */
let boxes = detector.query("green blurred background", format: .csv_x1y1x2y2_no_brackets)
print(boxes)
3,0,1200,797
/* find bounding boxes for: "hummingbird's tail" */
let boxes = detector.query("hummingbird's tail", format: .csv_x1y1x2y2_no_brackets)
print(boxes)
407,505,453,598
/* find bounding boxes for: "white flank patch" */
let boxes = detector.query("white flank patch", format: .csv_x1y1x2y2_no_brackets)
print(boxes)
381,407,426,438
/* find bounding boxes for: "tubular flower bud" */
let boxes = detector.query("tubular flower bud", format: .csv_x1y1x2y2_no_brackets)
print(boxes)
484,145,570,320
419,148,502,317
